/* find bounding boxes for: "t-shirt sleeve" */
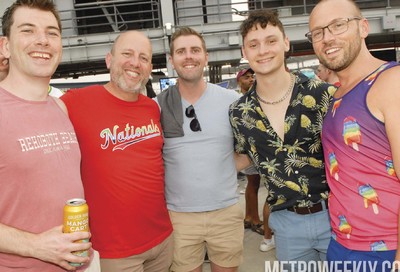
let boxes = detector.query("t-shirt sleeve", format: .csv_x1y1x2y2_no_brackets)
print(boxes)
229,100,247,154
59,88,81,120
59,89,74,108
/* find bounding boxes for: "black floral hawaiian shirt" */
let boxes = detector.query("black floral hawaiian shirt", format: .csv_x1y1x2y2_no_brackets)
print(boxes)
229,72,336,211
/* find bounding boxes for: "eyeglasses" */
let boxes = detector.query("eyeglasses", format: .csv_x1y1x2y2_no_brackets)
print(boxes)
305,17,362,43
185,105,202,132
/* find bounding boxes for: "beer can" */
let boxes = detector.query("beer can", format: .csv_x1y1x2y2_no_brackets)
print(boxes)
63,198,89,267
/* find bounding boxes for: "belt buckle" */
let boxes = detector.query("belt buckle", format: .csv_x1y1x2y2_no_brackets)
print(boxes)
293,205,312,214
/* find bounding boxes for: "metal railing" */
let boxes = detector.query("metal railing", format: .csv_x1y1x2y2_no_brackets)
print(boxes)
1,0,398,36
59,0,162,35
175,0,399,26
0,0,398,79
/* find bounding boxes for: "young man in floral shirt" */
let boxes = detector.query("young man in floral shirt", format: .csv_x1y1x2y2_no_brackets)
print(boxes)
229,9,336,271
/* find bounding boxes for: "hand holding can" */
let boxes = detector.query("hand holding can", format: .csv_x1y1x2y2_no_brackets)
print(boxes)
63,198,90,267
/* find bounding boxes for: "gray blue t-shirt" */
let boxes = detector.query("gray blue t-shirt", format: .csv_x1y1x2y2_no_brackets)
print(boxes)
159,83,240,212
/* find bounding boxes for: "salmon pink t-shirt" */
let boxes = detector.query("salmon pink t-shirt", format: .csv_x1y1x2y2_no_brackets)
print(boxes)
0,88,85,271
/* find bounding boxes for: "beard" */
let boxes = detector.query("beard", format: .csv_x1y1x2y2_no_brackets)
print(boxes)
110,72,147,94
320,34,362,73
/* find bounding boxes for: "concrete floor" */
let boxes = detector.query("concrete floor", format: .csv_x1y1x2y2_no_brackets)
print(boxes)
203,176,278,272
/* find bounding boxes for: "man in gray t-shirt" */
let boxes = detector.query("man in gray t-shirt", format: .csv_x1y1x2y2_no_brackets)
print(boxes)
156,26,243,272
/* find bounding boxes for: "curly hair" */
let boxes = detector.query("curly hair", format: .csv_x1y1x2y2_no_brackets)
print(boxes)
240,9,286,40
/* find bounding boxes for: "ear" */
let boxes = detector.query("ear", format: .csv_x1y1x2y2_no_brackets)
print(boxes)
360,18,369,39
284,36,290,53
0,37,9,78
241,46,248,60
105,52,112,69
205,52,209,67
168,54,174,69
1,37,11,59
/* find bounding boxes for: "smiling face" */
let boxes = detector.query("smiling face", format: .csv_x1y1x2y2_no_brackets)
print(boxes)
309,0,366,72
238,71,254,93
169,34,208,84
242,23,289,77
3,6,62,80
106,31,153,95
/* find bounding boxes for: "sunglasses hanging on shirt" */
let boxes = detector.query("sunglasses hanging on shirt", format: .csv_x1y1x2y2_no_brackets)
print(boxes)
185,105,202,132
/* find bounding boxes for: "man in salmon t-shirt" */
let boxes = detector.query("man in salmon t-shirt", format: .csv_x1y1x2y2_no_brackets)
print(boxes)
0,0,93,271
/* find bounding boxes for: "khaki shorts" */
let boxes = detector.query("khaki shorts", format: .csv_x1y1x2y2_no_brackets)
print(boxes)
100,233,174,272
169,203,244,272
84,250,101,272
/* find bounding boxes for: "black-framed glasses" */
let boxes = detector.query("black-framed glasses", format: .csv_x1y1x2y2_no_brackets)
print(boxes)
185,105,202,132
305,17,362,43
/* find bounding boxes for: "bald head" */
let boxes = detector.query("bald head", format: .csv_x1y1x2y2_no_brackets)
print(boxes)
105,30,153,99
308,0,368,72
310,0,361,28
111,31,152,56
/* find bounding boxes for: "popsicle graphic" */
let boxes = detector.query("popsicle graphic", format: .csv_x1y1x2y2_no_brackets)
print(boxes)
365,64,388,85
328,151,339,181
338,215,352,239
384,156,396,177
370,241,388,251
343,116,361,151
358,183,379,214
331,99,342,117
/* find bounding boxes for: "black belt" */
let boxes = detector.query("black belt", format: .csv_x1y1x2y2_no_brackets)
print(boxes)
287,200,328,215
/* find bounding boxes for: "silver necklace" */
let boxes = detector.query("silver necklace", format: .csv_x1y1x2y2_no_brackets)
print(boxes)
256,74,295,105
